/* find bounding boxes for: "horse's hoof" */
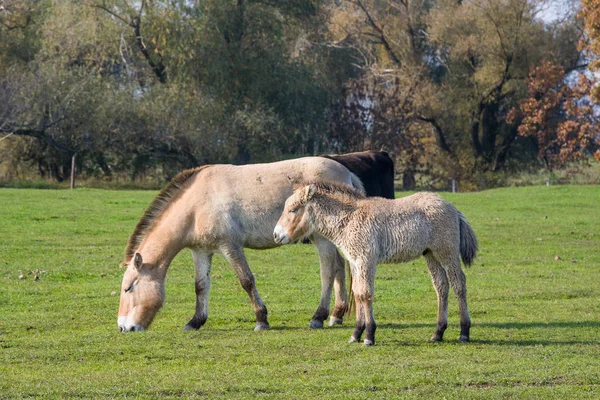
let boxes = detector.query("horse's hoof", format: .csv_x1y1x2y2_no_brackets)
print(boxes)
309,319,324,329
328,317,343,327
254,322,270,331
363,339,374,346
429,336,443,342
183,324,199,331
458,335,470,342
348,336,358,343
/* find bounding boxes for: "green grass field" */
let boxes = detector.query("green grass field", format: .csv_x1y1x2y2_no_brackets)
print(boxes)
1,185,599,399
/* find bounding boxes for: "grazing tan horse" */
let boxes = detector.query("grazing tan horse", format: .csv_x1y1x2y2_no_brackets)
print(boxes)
273,182,478,346
118,158,364,332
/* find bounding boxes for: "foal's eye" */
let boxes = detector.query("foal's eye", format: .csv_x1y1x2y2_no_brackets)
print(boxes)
124,282,135,293
290,208,299,214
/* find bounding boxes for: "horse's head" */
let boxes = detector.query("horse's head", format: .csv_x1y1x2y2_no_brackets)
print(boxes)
118,253,165,332
274,184,317,245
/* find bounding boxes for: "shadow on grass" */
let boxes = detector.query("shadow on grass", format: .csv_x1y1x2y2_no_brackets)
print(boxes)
379,320,600,330
378,321,600,346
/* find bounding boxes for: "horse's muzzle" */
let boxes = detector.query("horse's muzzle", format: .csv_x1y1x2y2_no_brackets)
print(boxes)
118,316,145,332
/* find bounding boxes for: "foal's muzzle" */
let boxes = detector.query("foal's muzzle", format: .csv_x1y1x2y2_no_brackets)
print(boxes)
273,225,290,245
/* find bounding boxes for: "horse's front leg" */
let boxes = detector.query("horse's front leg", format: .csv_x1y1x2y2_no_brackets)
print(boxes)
310,235,348,328
184,250,213,331
220,244,269,331
183,250,212,331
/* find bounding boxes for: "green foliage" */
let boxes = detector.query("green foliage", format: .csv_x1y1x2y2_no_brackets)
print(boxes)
1,186,599,398
0,0,595,187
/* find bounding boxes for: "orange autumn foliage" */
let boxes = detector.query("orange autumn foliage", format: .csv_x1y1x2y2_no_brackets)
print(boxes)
508,62,600,170
581,0,600,102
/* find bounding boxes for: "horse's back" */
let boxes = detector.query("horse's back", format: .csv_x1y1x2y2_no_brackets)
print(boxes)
184,158,357,249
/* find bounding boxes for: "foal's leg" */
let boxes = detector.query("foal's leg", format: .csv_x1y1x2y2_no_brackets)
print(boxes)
445,255,470,342
424,252,449,341
220,244,269,331
184,250,213,331
309,235,348,329
349,261,377,346
349,299,365,344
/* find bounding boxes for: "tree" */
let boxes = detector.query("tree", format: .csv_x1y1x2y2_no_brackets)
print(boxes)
508,62,600,170
581,0,600,102
324,0,588,187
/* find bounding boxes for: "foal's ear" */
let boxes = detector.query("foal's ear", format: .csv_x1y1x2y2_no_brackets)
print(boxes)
302,184,317,203
133,253,143,270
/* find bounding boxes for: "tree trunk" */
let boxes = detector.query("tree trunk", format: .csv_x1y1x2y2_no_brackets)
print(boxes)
70,153,76,189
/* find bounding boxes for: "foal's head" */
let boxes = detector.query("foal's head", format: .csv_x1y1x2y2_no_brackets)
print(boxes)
118,253,166,332
273,184,318,245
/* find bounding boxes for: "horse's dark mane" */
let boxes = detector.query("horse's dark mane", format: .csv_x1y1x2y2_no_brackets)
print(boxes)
300,181,367,200
122,165,211,265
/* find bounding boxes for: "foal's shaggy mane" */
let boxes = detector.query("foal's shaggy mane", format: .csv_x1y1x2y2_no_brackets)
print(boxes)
122,165,212,265
301,181,367,200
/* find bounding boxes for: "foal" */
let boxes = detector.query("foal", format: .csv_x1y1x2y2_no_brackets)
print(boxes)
274,182,478,346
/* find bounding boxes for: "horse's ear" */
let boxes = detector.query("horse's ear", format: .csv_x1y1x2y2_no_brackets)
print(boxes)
119,261,128,268
134,253,143,270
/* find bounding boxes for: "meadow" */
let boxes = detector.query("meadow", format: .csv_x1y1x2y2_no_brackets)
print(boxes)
0,185,599,399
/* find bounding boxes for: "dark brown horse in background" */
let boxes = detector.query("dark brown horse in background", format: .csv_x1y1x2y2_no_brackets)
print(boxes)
321,150,395,199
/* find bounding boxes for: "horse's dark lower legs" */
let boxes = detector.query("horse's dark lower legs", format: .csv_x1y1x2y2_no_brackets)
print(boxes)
425,253,449,341
221,245,269,331
184,251,213,331
351,298,376,346
349,301,365,343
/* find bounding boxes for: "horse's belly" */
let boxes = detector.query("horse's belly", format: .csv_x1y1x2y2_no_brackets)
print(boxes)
245,236,280,250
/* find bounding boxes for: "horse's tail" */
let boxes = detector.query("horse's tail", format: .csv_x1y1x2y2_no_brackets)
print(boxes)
349,173,365,196
345,258,355,317
458,211,478,267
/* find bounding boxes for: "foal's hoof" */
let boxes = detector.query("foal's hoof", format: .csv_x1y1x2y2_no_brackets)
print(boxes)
309,319,324,329
458,335,470,342
328,316,343,327
429,335,443,342
363,339,374,347
348,336,358,343
254,322,270,331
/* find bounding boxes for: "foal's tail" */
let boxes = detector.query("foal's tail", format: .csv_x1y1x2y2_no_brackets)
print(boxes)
458,211,478,267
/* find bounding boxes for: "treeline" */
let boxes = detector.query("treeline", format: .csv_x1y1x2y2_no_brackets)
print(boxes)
0,0,598,188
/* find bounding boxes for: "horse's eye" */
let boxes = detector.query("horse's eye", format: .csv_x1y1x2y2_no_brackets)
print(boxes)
290,208,299,214
124,282,135,293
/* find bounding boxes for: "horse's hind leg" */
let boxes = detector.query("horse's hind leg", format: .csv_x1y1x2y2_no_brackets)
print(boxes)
184,250,213,331
424,252,449,342
445,254,470,342
220,244,269,331
310,235,348,328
